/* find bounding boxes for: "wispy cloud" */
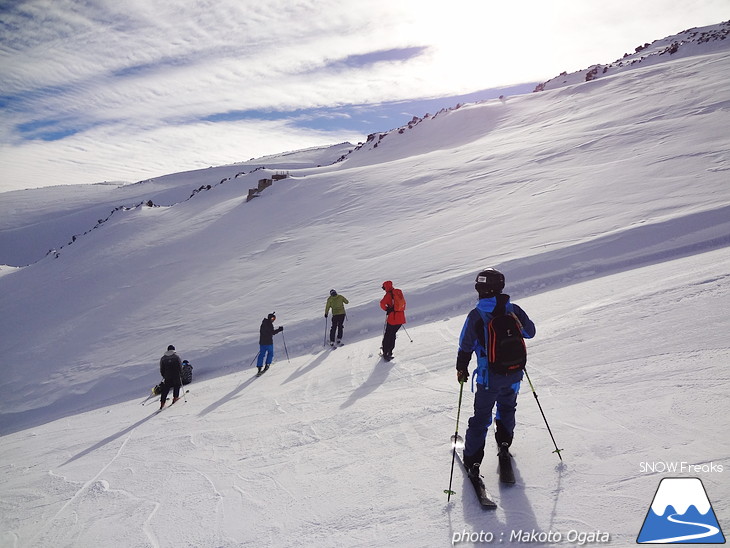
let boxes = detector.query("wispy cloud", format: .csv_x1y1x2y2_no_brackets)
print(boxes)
1,0,728,192
324,47,430,70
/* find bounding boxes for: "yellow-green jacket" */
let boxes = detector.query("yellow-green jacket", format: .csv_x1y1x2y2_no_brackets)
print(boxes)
325,294,349,316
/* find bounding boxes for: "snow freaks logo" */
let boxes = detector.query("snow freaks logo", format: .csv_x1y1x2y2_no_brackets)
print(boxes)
637,477,726,544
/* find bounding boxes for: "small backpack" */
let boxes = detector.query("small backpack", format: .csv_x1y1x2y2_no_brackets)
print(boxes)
181,361,193,385
392,289,406,312
485,296,527,374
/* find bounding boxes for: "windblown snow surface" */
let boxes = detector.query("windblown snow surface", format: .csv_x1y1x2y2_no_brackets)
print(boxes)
1,22,729,548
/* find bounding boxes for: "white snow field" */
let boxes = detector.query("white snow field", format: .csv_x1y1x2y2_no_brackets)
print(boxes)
1,22,729,548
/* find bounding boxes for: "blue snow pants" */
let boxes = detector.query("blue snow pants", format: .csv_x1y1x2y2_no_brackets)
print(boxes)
257,344,274,368
464,369,523,462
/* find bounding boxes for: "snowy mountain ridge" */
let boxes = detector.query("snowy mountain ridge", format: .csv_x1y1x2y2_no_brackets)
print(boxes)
534,19,730,91
0,143,356,268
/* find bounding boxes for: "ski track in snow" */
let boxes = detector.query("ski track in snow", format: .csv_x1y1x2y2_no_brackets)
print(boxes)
33,436,132,545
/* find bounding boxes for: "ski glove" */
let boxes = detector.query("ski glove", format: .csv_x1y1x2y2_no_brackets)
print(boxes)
385,306,393,314
456,366,469,384
324,314,328,318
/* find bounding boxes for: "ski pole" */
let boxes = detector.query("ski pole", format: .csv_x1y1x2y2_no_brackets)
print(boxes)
179,376,188,403
248,351,260,367
282,332,291,363
141,382,162,405
524,369,563,461
444,380,466,501
324,317,328,347
402,325,413,342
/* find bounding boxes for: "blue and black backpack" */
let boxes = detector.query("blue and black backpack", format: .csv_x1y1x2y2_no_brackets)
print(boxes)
479,294,527,375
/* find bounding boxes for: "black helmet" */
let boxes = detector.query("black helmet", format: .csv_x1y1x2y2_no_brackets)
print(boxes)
330,289,337,296
474,268,505,298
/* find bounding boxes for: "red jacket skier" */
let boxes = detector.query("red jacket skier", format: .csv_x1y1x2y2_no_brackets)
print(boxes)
379,281,406,361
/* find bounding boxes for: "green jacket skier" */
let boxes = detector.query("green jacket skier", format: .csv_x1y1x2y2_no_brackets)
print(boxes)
325,289,349,346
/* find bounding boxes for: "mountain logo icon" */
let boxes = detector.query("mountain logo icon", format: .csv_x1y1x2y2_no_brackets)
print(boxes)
637,477,726,544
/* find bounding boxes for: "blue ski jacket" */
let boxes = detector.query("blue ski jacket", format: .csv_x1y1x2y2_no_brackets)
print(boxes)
456,295,536,386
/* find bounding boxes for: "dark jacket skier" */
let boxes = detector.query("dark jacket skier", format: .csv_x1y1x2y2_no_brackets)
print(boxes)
159,345,183,409
257,313,283,372
455,269,535,479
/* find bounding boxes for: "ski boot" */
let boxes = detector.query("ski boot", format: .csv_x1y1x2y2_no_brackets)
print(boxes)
498,442,515,484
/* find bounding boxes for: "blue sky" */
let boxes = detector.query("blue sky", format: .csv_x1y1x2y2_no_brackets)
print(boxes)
1,0,728,192
200,83,536,132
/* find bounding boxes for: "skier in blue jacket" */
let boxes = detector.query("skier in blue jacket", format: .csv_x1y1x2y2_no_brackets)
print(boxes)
455,268,536,479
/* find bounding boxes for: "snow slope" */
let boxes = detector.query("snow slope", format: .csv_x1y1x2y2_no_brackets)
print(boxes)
1,23,729,548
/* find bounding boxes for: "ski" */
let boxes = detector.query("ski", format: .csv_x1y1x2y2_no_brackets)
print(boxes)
256,364,270,377
140,382,165,405
156,389,190,411
498,444,515,484
154,397,170,413
454,453,498,509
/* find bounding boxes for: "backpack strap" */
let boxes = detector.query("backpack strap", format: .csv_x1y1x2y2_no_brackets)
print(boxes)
472,307,492,391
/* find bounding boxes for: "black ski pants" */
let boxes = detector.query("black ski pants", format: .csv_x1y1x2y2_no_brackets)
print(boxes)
381,323,401,357
329,314,345,342
160,380,181,403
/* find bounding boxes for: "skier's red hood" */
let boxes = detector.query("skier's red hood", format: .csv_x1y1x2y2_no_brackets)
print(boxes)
382,280,393,292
